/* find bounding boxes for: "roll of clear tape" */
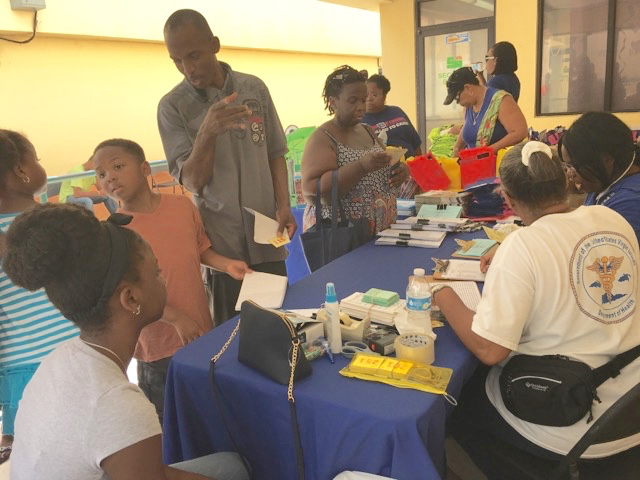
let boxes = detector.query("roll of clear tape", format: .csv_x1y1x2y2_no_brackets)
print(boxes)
394,333,435,365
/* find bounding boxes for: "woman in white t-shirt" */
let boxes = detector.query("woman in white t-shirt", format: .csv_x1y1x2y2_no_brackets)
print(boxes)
3,204,249,480
434,141,640,478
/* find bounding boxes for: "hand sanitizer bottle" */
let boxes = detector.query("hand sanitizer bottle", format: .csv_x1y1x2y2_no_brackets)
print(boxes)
325,282,342,354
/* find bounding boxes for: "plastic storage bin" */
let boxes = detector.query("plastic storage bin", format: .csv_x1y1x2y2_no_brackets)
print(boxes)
458,147,496,189
407,153,451,191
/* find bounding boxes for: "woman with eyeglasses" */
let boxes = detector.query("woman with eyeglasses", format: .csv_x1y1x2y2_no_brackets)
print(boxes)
445,67,527,158
560,111,640,243
476,41,520,102
301,65,409,234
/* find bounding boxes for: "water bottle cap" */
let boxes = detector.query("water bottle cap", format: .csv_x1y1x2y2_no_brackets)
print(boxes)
413,268,425,276
325,282,337,303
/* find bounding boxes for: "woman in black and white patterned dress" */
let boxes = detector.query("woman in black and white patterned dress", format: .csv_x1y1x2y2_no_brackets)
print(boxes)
301,66,409,235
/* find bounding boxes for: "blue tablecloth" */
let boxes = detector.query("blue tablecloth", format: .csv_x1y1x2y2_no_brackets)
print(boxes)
285,206,310,285
163,232,481,480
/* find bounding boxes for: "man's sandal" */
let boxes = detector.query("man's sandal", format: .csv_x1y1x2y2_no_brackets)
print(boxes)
0,445,12,464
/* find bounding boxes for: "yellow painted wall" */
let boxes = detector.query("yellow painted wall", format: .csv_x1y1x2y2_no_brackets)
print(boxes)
0,0,381,57
0,1,380,176
376,0,640,138
379,0,417,125
496,0,640,129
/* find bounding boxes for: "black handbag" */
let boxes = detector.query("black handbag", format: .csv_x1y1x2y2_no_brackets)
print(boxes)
237,300,311,384
299,169,371,272
209,300,311,480
499,345,640,427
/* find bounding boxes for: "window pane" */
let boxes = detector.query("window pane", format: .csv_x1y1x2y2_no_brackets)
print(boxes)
419,0,494,27
611,0,640,111
539,0,608,114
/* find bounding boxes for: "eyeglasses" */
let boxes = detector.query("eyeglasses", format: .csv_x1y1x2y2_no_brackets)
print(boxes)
485,56,496,62
454,89,464,102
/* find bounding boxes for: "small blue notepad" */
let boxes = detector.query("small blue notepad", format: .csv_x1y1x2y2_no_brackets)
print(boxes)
417,204,463,219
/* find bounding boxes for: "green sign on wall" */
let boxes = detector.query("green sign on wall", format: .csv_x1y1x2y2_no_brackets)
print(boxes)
446,56,463,69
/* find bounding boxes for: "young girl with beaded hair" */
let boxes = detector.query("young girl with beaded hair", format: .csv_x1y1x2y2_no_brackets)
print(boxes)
434,141,640,478
0,130,79,464
3,204,248,479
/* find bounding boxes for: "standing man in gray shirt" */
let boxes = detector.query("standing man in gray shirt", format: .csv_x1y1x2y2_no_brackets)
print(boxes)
158,9,297,324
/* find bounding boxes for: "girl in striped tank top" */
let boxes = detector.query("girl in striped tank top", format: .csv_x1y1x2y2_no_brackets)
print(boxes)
0,130,79,462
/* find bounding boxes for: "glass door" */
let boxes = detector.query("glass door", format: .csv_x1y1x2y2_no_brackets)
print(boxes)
416,1,495,148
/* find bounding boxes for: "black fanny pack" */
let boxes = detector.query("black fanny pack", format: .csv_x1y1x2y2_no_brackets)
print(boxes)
499,345,640,427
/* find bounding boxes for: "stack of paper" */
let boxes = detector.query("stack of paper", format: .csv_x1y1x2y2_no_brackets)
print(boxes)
415,190,471,213
235,272,288,310
430,281,482,311
342,281,483,326
340,292,406,326
376,229,446,248
391,216,469,232
438,259,486,282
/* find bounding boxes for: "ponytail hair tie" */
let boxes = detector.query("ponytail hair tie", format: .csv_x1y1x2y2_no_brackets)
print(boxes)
521,141,552,167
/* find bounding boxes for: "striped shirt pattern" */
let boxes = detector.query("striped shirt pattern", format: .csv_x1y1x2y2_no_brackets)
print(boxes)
0,212,79,368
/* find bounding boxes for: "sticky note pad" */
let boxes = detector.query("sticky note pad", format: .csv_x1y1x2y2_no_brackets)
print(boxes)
350,353,385,374
392,360,414,379
362,288,400,307
418,204,463,219
378,358,400,378
269,236,290,248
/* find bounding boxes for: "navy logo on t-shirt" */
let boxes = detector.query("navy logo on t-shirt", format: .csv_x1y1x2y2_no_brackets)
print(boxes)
570,231,637,324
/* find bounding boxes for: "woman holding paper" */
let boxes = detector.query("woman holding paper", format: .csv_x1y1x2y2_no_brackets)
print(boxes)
433,141,640,478
301,65,409,235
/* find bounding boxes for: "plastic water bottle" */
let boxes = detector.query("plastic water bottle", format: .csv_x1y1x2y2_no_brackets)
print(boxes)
406,268,432,328
325,282,342,354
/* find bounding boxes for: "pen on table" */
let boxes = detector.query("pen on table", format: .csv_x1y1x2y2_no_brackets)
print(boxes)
322,339,334,363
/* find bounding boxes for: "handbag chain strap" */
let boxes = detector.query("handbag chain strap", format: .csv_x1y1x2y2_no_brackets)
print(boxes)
211,319,241,363
288,339,300,402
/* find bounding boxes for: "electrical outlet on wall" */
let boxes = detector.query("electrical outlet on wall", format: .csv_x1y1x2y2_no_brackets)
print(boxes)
10,0,46,11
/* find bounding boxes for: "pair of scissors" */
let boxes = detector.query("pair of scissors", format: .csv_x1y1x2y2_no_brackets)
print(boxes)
341,341,379,358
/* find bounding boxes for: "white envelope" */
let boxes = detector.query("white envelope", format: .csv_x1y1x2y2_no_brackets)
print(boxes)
244,207,290,244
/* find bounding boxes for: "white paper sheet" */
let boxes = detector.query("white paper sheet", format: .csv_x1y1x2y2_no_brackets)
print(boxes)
244,207,289,245
441,259,486,282
235,272,288,310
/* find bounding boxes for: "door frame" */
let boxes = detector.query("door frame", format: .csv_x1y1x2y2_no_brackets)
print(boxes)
416,16,495,142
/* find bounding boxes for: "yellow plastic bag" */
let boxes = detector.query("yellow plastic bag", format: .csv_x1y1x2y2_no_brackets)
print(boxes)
495,147,511,175
339,353,456,404
435,155,461,190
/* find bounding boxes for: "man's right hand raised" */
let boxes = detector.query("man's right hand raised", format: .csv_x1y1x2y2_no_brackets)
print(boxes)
201,92,251,137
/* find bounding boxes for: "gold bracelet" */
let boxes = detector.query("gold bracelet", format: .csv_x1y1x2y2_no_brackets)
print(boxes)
431,284,453,297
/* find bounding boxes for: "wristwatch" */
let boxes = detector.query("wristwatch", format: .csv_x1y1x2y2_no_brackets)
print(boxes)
431,284,453,298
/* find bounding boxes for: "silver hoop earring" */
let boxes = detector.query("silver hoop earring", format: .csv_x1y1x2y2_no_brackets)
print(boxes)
134,305,141,316
23,176,30,184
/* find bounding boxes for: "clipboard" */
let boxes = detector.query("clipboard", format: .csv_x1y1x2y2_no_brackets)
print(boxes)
431,258,486,282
